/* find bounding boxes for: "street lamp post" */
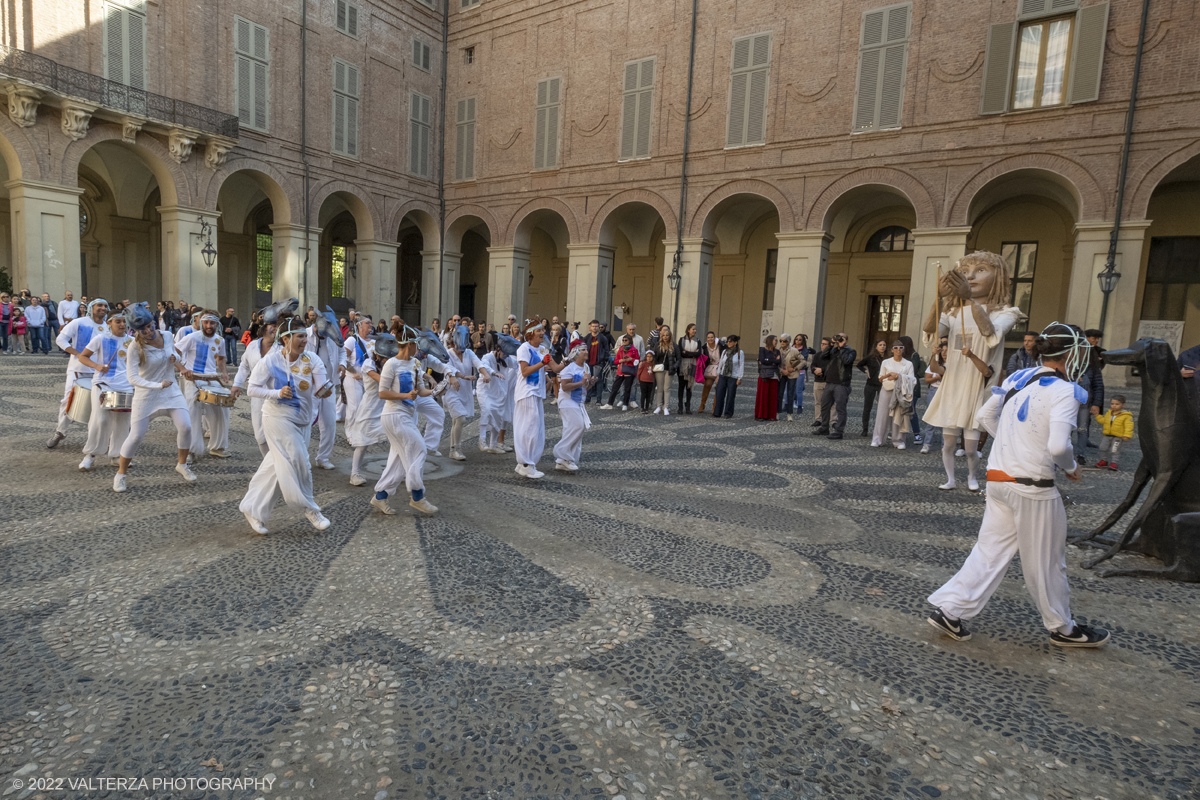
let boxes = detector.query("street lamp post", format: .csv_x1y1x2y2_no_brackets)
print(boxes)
197,216,217,268
668,249,682,332
1096,263,1121,335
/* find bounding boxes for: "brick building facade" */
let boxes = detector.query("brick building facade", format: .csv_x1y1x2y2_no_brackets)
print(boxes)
0,0,1197,367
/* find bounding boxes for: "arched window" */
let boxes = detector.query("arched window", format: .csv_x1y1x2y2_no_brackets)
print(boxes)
865,226,913,252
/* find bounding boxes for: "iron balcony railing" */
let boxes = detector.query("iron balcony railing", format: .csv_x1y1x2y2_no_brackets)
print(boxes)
0,45,238,138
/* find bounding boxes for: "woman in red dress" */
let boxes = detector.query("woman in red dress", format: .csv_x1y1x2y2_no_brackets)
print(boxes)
755,335,781,421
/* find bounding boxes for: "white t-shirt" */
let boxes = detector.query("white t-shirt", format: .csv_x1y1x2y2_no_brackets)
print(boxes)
557,361,587,409
515,342,547,401
176,330,224,375
925,363,943,388
976,367,1085,497
85,332,134,392
56,316,103,375
379,357,421,419
343,335,375,372
250,348,329,426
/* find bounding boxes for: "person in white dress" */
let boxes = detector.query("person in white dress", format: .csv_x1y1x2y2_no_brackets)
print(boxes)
552,344,595,472
513,321,563,479
232,298,296,456
921,251,1025,492
239,318,332,534
478,334,519,454
46,298,109,449
115,304,196,492
176,311,232,461
342,315,375,435
346,334,387,486
927,323,1110,649
443,328,488,461
370,327,438,516
76,311,134,470
871,342,916,449
414,344,451,456
306,310,345,470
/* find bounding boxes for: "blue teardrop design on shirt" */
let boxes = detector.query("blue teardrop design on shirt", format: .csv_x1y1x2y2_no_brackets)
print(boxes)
1017,396,1030,422
1038,376,1058,386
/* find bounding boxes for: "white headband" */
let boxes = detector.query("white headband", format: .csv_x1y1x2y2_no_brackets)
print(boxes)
88,298,109,315
200,312,220,324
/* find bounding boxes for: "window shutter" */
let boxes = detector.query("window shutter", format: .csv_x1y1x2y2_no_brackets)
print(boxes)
534,77,561,169
236,55,252,125
727,73,748,146
545,78,560,168
252,22,268,60
1067,1,1108,104
464,98,476,179
235,17,270,131
1019,0,1078,20
853,6,908,132
235,17,251,54
422,43,430,71
979,21,1017,115
620,62,639,160
345,64,359,156
852,48,882,131
877,42,908,129
253,60,268,130
334,93,346,154
727,33,771,146
347,4,358,37
105,6,124,83
746,61,768,143
455,99,467,180
127,9,146,90
336,0,347,31
619,59,655,160
635,79,653,157
411,93,432,177
731,37,751,71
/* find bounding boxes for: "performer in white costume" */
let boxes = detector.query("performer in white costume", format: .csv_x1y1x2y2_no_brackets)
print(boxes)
232,299,296,456
115,304,196,492
552,344,595,472
307,308,345,469
927,323,1110,648
47,298,108,448
176,311,232,460
342,316,375,433
346,333,387,486
478,334,519,454
76,311,134,470
414,346,451,456
239,318,332,534
370,327,438,515
443,327,488,461
513,321,563,479
921,251,1025,492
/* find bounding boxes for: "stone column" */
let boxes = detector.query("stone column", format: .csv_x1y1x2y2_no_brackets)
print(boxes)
6,179,85,298
440,250,463,320
906,227,972,349
354,239,399,322
269,223,320,308
772,232,832,344
420,249,442,325
486,246,531,326
660,238,714,336
159,205,222,310
566,243,615,325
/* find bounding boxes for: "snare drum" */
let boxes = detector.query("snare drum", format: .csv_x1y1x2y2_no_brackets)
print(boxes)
197,383,235,407
67,378,93,423
100,390,134,412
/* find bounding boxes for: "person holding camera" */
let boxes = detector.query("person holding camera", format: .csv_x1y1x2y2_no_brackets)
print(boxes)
815,333,856,439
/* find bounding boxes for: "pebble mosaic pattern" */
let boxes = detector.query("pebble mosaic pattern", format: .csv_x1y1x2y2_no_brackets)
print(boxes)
0,353,1197,800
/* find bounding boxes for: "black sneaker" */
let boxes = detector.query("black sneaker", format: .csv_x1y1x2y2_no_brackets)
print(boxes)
927,609,972,641
1050,624,1110,648
813,427,829,436
810,420,822,427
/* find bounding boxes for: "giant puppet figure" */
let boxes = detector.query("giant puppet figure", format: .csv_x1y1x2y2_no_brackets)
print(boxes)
922,251,1025,492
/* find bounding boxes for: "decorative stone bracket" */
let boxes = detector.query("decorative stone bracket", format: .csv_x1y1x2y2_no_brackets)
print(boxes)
204,136,235,170
60,100,97,141
5,83,42,128
121,117,143,143
168,129,196,164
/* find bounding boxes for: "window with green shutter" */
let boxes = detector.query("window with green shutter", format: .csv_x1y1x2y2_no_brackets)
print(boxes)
455,97,477,181
410,92,433,178
534,77,562,170
234,16,270,132
726,33,771,148
103,1,147,89
413,38,432,72
332,59,361,159
852,4,910,133
335,0,359,37
619,58,655,161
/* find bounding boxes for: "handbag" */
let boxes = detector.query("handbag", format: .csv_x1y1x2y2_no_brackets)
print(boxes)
240,331,252,345
882,378,896,391
653,364,665,373
619,362,637,377
695,353,708,384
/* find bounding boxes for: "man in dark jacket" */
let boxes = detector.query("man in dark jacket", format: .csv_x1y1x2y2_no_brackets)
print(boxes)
810,337,833,427
816,333,856,440
582,320,614,404
1079,329,1106,453
221,308,242,367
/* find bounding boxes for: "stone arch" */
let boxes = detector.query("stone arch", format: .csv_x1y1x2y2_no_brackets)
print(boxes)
0,115,43,180
805,168,937,230
309,179,380,239
947,154,1103,226
387,198,441,246
1128,140,1200,221
587,188,679,243
506,197,582,248
60,123,189,207
688,179,796,238
203,157,297,224
445,203,498,251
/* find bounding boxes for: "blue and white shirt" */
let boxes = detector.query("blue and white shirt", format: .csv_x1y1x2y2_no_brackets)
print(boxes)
56,316,103,376
515,341,546,401
557,361,587,409
249,348,328,426
86,332,134,392
380,357,420,419
176,330,223,375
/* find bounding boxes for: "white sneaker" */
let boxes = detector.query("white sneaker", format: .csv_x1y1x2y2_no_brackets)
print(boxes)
370,496,396,515
619,404,627,411
243,511,268,535
549,397,558,405
428,449,443,457
305,509,331,530
938,481,956,491
967,477,980,493
515,464,529,477
787,414,793,421
527,466,545,479
79,455,95,471
870,442,881,448
555,461,572,472
113,473,127,493
896,443,906,450
176,463,198,482
349,473,366,486
664,408,670,416
478,441,489,453
653,407,661,414
920,444,931,454
208,448,230,459
449,449,466,461
409,497,438,514
203,429,210,439
317,459,335,470
599,404,613,410
500,443,513,453
566,462,579,472
955,448,966,457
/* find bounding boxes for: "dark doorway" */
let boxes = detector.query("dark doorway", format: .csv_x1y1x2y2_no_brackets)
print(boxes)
459,284,476,319
866,295,904,349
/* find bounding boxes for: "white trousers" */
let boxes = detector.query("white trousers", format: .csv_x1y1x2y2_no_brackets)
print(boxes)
478,396,506,443
553,406,589,465
250,396,266,445
343,376,364,429
415,394,445,452
83,383,130,458
513,397,545,467
239,415,320,523
311,390,337,463
928,481,1074,633
57,369,82,435
183,382,229,455
120,408,191,460
375,413,426,498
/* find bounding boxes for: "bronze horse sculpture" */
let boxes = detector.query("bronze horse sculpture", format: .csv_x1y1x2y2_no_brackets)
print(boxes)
1070,338,1200,581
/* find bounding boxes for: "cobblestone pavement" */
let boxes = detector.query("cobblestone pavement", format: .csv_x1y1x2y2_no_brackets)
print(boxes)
1,353,1197,800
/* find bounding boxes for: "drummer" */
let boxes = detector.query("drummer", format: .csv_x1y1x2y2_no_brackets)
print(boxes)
346,332,391,486
239,317,332,534
342,315,375,432
177,310,232,460
306,308,345,471
232,298,294,456
47,297,108,450
75,310,135,470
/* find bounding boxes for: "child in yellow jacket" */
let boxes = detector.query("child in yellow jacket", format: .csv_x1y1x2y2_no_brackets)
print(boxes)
1094,394,1134,471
